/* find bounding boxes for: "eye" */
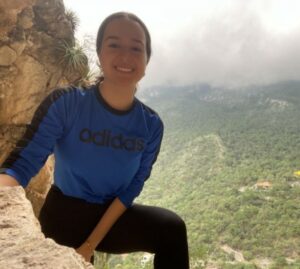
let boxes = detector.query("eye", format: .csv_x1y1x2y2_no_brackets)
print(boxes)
108,43,120,48
131,47,143,53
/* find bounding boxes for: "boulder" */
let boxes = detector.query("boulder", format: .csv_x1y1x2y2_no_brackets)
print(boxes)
0,186,94,269
0,46,17,66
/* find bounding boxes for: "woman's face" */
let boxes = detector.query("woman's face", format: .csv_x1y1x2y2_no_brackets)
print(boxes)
98,18,147,87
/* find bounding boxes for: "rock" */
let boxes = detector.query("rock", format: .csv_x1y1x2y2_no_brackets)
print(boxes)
0,0,89,225
0,186,94,269
0,0,88,126
0,46,17,66
26,155,55,217
0,0,35,10
0,54,49,125
0,9,17,40
9,41,27,56
0,0,36,39
0,125,26,166
17,7,34,29
33,0,73,40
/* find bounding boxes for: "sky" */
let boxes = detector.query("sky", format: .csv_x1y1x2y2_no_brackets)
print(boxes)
63,0,300,89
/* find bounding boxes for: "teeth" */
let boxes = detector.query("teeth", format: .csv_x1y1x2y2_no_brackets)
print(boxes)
116,66,133,72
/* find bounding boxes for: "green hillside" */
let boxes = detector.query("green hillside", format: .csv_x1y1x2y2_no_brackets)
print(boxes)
103,81,300,269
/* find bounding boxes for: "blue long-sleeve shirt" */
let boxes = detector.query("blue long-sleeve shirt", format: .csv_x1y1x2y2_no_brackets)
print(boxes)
0,84,163,208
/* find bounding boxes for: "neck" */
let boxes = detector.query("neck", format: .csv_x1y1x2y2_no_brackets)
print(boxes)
98,80,136,111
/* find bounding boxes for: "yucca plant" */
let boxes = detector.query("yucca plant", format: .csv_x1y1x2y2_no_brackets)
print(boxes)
75,69,97,87
57,40,88,74
65,9,79,33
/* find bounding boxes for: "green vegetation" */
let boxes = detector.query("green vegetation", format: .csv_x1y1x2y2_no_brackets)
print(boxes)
65,9,79,33
59,9,94,87
55,39,91,87
58,41,88,73
96,81,300,269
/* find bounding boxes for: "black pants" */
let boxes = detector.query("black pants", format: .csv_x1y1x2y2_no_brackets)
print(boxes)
39,185,190,269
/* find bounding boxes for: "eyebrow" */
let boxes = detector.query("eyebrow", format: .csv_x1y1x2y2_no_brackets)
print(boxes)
105,35,144,45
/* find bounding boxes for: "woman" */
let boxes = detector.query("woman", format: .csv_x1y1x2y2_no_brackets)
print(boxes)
0,12,189,269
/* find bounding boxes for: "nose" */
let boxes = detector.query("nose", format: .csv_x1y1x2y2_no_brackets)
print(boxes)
120,47,131,62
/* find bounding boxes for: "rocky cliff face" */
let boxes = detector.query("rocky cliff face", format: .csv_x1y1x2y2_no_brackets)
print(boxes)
0,186,94,269
0,0,88,216
0,0,83,125
0,1,96,267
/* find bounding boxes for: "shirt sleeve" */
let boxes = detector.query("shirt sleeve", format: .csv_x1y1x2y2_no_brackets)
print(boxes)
118,119,164,208
0,88,75,187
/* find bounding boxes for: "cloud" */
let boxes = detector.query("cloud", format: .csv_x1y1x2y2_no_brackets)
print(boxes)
66,0,300,89
141,2,300,88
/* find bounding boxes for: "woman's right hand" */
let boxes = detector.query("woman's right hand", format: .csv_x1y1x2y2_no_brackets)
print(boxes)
0,174,20,187
75,241,94,263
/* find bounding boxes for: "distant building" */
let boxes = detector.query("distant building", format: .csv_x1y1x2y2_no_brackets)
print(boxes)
254,181,272,189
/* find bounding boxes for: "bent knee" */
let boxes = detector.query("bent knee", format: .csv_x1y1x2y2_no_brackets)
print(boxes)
171,214,187,233
161,210,187,236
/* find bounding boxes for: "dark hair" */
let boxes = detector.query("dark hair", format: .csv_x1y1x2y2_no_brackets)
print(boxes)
96,11,152,62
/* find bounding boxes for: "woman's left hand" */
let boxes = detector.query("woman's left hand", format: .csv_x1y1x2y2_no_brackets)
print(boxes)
75,242,94,262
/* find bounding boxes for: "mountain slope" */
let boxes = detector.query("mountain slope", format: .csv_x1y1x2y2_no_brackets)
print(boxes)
107,81,300,269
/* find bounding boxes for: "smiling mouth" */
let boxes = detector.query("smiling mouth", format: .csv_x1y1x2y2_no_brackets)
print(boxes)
115,66,134,73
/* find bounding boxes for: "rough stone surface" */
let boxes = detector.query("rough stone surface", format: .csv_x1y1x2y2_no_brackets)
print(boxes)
26,155,55,217
0,0,74,125
17,7,34,29
0,0,34,10
0,0,88,206
0,0,99,266
3,54,49,124
0,186,94,269
9,41,27,56
0,0,35,40
0,0,92,266
0,46,17,66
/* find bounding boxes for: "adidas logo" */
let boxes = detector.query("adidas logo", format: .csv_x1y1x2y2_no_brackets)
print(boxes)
79,128,145,152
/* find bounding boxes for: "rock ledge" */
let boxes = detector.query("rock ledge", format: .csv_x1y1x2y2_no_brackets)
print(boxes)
0,186,94,269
